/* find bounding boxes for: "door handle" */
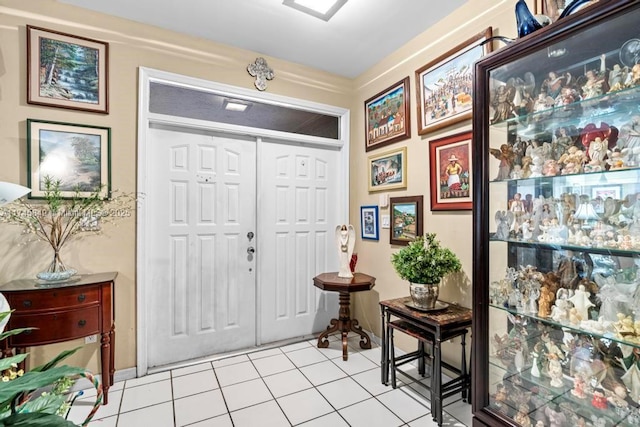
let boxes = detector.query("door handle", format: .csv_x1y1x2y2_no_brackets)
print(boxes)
247,246,255,254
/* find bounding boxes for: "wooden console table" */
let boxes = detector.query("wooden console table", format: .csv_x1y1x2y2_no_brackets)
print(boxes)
0,272,117,404
313,272,375,361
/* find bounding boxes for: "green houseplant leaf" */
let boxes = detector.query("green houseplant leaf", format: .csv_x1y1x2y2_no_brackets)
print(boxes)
391,233,461,284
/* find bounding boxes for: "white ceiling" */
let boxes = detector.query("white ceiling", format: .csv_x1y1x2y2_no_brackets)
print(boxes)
56,0,467,78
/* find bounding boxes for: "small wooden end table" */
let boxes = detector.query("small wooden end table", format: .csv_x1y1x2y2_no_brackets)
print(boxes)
313,272,375,361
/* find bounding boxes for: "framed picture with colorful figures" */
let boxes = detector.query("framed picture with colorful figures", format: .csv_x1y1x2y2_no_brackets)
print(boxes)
368,147,407,193
415,27,492,135
429,131,472,211
364,77,411,152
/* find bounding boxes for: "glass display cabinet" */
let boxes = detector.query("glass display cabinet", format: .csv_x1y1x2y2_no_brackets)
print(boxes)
472,1,640,426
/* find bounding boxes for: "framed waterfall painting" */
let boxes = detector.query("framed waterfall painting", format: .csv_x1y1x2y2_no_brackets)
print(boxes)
27,119,111,199
27,26,109,114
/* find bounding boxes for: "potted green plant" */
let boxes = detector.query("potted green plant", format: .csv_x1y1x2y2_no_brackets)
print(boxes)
391,233,461,309
0,300,103,425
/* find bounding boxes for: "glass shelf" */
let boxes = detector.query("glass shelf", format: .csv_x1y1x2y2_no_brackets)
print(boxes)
490,303,640,351
489,234,640,257
489,85,640,131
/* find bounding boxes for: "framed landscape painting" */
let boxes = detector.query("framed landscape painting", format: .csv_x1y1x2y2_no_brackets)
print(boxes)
27,26,109,113
368,147,407,192
27,119,111,199
390,196,423,246
415,27,492,135
429,131,473,211
365,77,411,152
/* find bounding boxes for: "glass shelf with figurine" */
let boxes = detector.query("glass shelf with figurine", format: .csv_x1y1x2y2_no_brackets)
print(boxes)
490,84,640,131
488,235,640,257
474,4,640,426
487,305,640,426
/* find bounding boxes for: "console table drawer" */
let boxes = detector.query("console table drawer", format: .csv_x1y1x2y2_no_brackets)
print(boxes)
6,285,101,311
8,307,100,346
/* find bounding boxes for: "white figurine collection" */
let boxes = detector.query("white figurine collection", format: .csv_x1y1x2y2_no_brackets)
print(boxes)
490,262,640,425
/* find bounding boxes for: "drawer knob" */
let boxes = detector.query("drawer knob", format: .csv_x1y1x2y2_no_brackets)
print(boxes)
78,320,87,327
78,294,86,302
23,300,32,308
24,329,32,335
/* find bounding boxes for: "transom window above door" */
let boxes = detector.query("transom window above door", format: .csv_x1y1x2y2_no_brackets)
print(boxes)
149,82,340,139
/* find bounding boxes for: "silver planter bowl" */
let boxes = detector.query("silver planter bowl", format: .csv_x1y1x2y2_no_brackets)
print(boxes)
409,282,439,309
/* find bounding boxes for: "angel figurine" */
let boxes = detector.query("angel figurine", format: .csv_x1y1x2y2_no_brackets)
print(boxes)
335,224,355,278
495,211,514,240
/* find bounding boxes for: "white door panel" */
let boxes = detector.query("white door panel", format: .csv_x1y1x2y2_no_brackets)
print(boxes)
259,142,340,343
147,125,256,368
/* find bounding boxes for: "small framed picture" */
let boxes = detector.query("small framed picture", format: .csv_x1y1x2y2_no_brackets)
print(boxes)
27,26,109,114
390,196,423,246
360,205,379,240
591,185,621,201
415,27,492,135
364,77,411,152
27,119,111,199
368,147,407,192
429,131,473,211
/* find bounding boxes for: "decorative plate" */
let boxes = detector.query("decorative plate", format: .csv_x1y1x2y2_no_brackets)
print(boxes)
404,300,449,312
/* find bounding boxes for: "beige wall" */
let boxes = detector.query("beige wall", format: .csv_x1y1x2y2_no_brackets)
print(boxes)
0,0,525,373
349,0,518,360
0,0,353,372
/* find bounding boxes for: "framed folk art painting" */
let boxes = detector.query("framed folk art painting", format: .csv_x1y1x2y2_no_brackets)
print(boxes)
429,131,472,211
365,77,411,152
415,27,492,135
390,196,423,246
360,205,379,240
368,147,407,192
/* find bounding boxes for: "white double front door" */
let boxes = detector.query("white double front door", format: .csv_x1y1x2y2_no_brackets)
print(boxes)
145,124,339,369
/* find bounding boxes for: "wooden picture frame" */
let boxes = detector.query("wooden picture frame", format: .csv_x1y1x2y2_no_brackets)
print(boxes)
27,25,109,114
429,131,473,211
368,147,407,192
27,119,111,199
415,27,492,135
390,196,423,246
360,205,379,240
365,77,411,152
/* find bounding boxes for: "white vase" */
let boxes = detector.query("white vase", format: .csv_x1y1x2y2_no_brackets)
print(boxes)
409,282,439,309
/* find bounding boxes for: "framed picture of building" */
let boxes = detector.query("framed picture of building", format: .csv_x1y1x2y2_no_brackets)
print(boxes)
390,196,423,246
368,147,407,192
364,77,411,152
415,27,492,135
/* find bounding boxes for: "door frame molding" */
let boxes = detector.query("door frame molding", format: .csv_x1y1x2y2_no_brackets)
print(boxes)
136,67,350,376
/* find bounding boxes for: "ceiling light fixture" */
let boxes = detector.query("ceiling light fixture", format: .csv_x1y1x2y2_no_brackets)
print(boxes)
282,0,347,21
223,99,251,112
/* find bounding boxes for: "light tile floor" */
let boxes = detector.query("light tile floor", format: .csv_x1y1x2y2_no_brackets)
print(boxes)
66,334,471,426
